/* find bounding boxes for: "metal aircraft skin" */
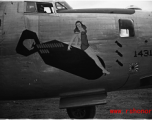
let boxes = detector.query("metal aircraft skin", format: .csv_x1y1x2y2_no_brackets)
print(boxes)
0,0,152,118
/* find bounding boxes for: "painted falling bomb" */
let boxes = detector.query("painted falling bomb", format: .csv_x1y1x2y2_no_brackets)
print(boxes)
16,30,106,80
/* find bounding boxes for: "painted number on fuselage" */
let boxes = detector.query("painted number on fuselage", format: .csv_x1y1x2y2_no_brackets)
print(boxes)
134,50,152,57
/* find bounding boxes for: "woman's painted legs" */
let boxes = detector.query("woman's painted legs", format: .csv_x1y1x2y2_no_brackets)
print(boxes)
85,47,110,74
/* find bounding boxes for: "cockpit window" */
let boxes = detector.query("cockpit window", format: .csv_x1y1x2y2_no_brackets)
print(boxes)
119,19,135,37
55,2,67,10
26,2,36,13
25,2,54,14
36,2,54,13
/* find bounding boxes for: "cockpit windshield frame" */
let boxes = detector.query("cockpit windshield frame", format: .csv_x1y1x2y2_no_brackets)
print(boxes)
55,1,72,10
55,2,67,10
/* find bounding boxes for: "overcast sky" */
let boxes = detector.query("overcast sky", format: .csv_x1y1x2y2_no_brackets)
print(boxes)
1,0,152,11
65,0,152,11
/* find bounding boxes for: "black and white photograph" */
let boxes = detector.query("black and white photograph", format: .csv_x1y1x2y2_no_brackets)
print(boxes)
0,0,152,119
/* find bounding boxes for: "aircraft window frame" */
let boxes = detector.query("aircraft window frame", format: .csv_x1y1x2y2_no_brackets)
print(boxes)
119,19,135,37
24,2,54,14
55,2,67,10
25,2,37,13
36,2,55,14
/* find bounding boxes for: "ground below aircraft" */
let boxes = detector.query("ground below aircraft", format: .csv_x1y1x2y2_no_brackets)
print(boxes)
0,0,152,118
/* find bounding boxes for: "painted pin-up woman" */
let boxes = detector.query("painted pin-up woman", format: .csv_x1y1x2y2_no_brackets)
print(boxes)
68,21,110,75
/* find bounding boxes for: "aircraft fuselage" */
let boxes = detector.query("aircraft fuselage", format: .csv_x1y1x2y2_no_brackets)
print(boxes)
0,1,152,101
